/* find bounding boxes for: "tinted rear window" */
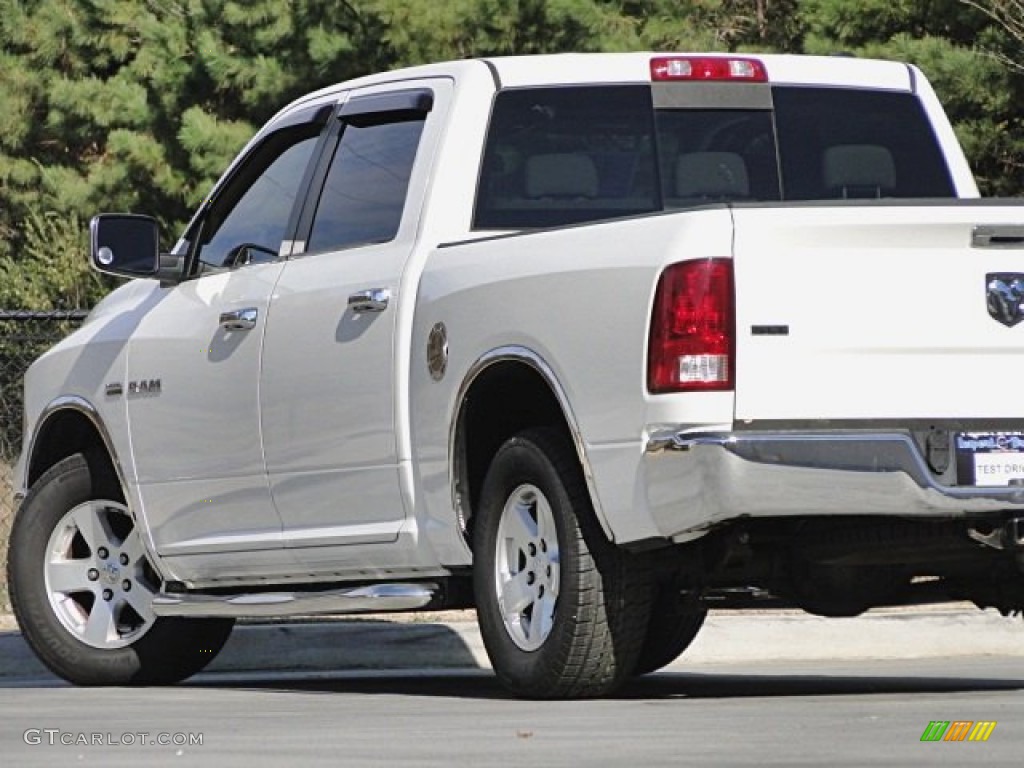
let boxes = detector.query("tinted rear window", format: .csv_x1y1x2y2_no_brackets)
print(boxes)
772,86,956,200
654,109,780,207
473,84,956,230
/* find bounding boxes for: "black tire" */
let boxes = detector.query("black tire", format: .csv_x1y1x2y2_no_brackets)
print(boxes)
7,454,234,685
473,428,651,699
633,587,707,675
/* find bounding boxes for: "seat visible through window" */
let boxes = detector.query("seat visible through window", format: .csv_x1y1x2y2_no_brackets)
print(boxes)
822,144,896,199
675,152,750,200
524,153,599,199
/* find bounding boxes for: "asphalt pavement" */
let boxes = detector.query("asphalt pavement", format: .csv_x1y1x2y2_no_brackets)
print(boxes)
2,607,1023,766
3,657,1024,767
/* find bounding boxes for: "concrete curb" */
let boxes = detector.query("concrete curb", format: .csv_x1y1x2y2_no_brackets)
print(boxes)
686,608,1024,663
1,607,1022,681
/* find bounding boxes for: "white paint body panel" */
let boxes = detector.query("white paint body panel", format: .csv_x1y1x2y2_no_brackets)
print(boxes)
411,209,738,551
124,263,287,579
260,78,453,572
261,241,408,549
731,204,1024,421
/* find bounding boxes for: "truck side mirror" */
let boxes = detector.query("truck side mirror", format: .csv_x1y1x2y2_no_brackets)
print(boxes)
89,214,160,278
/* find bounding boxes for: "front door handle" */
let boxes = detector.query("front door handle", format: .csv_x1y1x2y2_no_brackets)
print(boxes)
348,288,391,313
219,307,258,331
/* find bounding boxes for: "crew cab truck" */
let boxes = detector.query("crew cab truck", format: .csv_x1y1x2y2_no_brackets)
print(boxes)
8,52,1024,699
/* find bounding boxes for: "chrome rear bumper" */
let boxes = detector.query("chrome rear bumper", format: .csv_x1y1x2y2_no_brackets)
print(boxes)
641,430,1024,541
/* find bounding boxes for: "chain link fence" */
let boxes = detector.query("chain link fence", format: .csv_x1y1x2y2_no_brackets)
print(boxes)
0,310,88,616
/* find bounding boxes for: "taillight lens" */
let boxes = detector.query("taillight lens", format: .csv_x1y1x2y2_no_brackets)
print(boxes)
650,56,767,83
648,259,735,393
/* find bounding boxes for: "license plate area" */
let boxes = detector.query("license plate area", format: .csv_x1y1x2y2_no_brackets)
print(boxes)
955,432,1024,486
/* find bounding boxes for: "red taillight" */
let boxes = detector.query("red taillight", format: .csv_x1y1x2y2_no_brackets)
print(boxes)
648,259,735,393
650,56,767,83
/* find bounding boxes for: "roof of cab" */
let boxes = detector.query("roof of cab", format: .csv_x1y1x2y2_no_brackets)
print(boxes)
271,52,915,127
483,52,914,91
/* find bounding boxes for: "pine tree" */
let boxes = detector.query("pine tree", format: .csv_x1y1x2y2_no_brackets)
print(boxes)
0,0,1022,309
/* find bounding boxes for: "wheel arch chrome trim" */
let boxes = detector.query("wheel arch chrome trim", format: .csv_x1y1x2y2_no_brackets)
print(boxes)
27,395,132,505
449,346,614,542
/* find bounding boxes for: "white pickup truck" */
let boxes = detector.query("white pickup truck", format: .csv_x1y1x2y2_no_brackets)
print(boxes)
8,52,1024,698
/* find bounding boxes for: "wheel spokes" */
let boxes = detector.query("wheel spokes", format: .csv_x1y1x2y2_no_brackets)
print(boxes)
69,503,118,554
535,592,556,640
495,484,562,651
47,559,92,594
119,527,149,567
122,585,157,625
82,598,119,647
46,500,159,649
500,569,534,615
533,494,555,541
505,499,538,543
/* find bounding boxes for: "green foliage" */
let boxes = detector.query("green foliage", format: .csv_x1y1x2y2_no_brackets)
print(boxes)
0,211,108,311
0,0,1022,310
801,0,1024,195
177,108,254,202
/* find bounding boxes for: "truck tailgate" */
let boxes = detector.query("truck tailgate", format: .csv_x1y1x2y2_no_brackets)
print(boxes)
731,202,1024,421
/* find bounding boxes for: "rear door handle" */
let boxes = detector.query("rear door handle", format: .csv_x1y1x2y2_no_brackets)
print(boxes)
348,288,391,313
219,307,258,331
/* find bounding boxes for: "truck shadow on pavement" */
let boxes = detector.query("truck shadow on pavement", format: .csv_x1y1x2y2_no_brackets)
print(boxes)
183,664,1024,701
6,621,1024,702
206,620,485,675
4,663,1023,701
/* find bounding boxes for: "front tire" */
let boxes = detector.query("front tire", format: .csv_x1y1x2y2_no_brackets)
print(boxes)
7,454,234,685
473,428,650,698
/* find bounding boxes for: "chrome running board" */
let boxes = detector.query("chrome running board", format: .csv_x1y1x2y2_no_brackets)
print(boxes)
151,583,437,618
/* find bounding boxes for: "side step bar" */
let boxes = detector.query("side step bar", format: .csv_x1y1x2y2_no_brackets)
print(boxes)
152,583,437,618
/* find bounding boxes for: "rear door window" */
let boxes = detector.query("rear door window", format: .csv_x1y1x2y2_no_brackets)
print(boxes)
306,116,426,253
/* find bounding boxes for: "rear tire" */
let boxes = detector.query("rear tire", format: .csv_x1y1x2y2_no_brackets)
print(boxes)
473,428,651,699
7,454,234,685
633,587,706,675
